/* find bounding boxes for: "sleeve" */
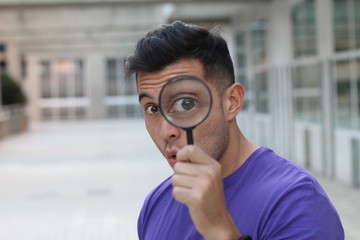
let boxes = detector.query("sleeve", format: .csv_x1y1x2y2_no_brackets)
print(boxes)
261,178,344,240
137,202,146,240
137,176,173,240
137,190,155,240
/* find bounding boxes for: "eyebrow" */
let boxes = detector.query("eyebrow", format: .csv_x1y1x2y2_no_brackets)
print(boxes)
138,93,153,102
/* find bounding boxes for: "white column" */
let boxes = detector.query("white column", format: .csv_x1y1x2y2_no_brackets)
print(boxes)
51,59,59,120
68,59,76,120
267,0,293,158
87,54,105,119
317,0,336,178
268,0,292,66
26,55,41,122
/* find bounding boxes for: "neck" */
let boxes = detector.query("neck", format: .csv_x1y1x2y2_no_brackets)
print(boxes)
220,122,258,178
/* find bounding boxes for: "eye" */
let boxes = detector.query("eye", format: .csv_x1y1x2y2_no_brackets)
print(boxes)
145,105,159,114
173,97,197,112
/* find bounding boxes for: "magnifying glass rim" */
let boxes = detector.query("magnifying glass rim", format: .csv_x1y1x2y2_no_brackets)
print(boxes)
159,74,213,130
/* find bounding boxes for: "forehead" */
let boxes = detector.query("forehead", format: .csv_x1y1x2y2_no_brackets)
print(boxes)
137,59,206,96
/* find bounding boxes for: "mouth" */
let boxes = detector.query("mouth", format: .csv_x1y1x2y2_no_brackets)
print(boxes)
166,149,178,167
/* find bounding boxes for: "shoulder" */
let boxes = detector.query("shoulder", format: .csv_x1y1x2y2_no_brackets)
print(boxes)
245,147,318,186
137,176,174,239
142,175,173,211
261,175,344,239
248,148,330,205
138,175,173,222
228,147,318,196
248,148,344,239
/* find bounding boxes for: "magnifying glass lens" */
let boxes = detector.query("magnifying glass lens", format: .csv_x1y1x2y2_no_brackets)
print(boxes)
159,75,212,130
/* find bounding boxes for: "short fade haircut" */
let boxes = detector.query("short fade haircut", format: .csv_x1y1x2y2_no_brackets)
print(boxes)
124,20,235,95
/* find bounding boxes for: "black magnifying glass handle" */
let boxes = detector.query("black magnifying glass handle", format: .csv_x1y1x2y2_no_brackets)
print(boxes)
186,128,194,145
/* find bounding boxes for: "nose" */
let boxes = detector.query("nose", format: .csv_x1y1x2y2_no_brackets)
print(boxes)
159,117,180,141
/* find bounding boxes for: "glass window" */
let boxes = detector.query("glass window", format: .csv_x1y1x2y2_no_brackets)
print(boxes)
75,107,86,119
56,60,69,98
74,60,85,97
334,0,360,51
40,61,51,98
106,58,137,96
357,59,360,128
251,21,267,66
40,59,86,120
236,73,250,111
0,44,5,74
41,59,84,99
355,0,360,48
53,59,85,98
40,60,85,98
106,105,142,118
59,107,68,120
235,31,246,69
106,59,118,96
107,105,120,118
334,59,360,129
334,0,350,51
351,138,360,187
335,60,352,128
105,58,141,118
41,108,52,120
21,57,27,79
235,31,250,111
292,0,317,58
292,64,321,122
254,71,269,113
125,105,139,117
125,73,137,95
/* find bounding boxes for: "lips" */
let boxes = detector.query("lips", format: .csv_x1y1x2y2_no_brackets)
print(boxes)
166,149,178,167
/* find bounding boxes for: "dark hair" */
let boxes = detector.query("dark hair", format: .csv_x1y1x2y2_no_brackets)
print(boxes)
124,21,235,95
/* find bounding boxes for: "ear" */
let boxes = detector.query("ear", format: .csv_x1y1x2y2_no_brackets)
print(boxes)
223,83,245,121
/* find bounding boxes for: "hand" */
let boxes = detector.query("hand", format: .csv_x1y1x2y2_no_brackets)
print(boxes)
172,145,241,240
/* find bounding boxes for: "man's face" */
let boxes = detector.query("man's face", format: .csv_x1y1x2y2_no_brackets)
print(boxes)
137,59,230,168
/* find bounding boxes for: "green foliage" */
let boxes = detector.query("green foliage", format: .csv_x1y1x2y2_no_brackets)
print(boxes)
1,73,27,106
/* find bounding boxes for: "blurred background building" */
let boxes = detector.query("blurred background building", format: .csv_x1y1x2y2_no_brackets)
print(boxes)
0,0,359,188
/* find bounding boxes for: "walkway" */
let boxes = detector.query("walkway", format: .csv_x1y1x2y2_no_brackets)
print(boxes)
0,120,359,240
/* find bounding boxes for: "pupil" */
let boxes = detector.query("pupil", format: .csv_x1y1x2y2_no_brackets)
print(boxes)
182,98,195,110
151,106,158,113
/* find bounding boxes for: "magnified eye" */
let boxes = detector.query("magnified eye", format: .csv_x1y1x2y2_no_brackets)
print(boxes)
173,97,197,112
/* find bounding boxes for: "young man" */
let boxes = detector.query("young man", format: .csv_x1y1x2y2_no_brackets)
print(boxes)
124,21,344,240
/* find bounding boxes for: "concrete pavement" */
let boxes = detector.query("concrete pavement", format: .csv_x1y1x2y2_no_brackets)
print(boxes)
0,120,359,239
0,120,172,240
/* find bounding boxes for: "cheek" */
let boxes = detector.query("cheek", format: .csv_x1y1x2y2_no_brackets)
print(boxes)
145,119,164,151
194,109,229,159
144,117,157,137
145,118,158,140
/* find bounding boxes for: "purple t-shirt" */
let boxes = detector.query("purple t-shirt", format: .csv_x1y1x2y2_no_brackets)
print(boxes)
138,147,344,240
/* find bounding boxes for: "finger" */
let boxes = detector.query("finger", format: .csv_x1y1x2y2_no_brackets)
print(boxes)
172,174,195,189
173,161,203,176
177,145,215,165
172,186,193,205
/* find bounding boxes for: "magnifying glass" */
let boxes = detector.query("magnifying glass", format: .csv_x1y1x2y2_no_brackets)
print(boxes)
159,75,213,145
